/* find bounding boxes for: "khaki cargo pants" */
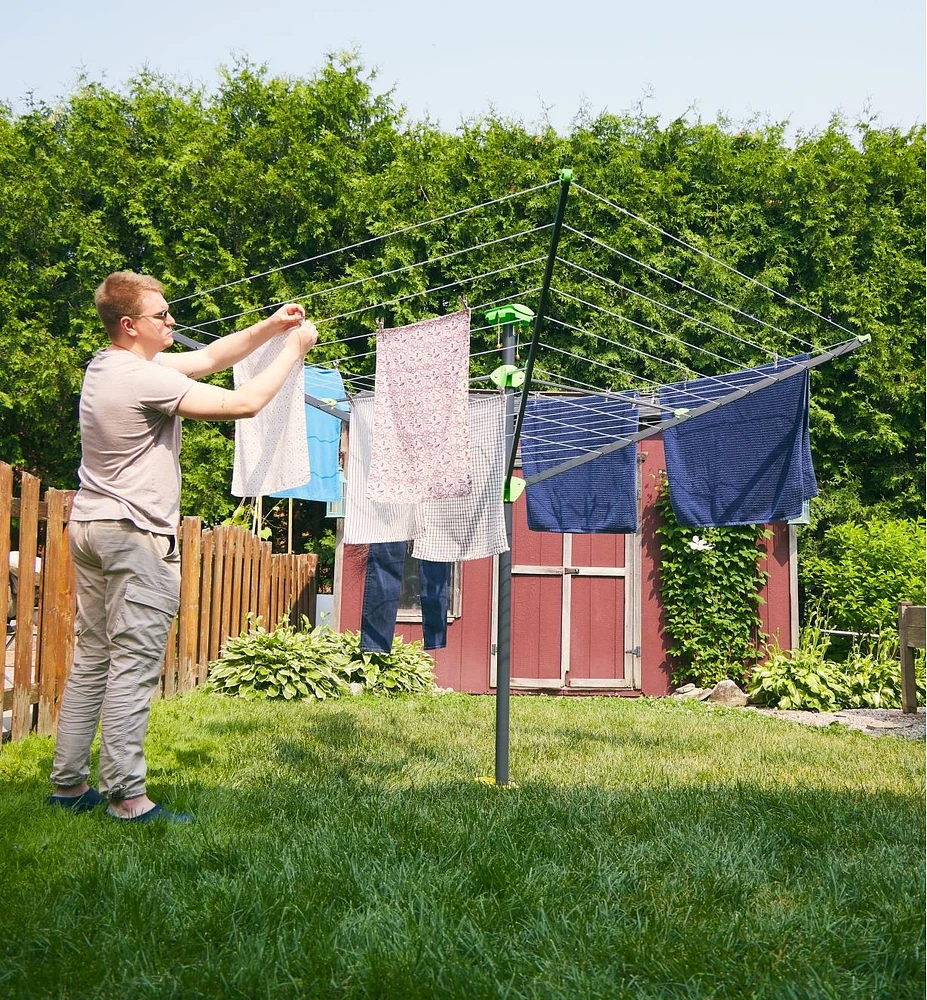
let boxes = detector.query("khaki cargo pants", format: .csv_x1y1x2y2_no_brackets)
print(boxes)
50,520,180,800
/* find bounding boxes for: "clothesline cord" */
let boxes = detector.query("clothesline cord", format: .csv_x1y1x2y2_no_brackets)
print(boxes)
318,288,543,350
555,258,780,361
573,183,858,340
169,180,559,307
539,325,783,412
546,306,738,377
562,225,816,351
550,289,763,381
181,227,553,332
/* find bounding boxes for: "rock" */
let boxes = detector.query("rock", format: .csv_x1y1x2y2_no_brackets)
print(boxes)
708,680,748,706
675,683,697,694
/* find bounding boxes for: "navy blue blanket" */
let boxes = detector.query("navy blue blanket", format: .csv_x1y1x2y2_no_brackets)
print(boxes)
660,356,817,527
522,394,640,533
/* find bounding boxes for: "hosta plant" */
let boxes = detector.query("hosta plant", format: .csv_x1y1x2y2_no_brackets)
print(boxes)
208,620,436,701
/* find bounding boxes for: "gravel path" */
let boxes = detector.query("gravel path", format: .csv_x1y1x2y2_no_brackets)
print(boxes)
747,706,926,740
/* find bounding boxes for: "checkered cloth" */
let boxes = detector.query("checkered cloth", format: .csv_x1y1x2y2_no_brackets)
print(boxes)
412,394,509,562
344,393,509,561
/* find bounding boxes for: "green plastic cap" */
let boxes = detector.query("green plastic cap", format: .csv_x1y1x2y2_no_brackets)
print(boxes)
559,168,574,183
484,303,535,327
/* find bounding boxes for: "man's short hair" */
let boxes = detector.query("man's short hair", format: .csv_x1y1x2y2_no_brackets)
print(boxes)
94,272,164,337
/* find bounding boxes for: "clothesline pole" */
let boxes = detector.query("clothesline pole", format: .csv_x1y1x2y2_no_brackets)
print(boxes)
504,169,573,491
495,320,517,786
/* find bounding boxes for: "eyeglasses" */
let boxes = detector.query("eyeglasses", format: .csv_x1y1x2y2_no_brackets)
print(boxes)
131,309,172,322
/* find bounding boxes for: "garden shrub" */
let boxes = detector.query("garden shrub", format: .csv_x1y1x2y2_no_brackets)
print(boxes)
656,479,769,688
801,517,926,635
208,620,435,701
748,616,926,710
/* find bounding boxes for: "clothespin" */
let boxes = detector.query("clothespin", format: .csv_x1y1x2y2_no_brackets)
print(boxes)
458,295,469,313
376,317,385,334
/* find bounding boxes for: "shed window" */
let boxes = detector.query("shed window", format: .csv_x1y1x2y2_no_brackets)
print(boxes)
396,542,462,622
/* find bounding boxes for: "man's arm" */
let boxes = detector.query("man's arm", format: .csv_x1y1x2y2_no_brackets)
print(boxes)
175,322,318,420
163,303,306,379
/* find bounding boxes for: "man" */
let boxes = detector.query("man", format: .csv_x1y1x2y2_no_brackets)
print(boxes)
48,271,318,822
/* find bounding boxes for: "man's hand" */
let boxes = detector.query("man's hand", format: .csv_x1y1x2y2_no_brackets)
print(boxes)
288,320,319,354
267,302,306,335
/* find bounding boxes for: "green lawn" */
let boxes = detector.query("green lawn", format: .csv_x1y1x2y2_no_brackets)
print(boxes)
1,692,923,999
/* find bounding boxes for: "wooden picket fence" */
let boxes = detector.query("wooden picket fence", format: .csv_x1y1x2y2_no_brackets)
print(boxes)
1,462,317,748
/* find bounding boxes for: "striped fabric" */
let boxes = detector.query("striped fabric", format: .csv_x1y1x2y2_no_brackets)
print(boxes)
411,394,509,562
343,394,417,544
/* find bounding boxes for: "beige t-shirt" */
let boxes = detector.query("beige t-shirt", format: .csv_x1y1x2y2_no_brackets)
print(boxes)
69,349,198,534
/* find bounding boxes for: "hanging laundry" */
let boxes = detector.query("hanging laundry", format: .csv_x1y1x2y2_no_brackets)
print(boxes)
360,541,450,653
270,367,348,504
521,394,640,534
411,394,509,562
367,309,472,503
343,394,417,544
231,336,309,498
660,356,817,527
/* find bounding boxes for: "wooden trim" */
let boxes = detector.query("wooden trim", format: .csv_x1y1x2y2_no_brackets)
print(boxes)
624,527,642,689
560,534,572,685
567,677,636,690
511,677,564,690
789,524,799,650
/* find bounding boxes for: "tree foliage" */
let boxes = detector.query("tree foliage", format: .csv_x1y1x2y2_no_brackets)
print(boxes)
0,57,922,546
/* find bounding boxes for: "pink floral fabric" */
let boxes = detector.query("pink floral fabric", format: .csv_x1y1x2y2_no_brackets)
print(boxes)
367,309,472,503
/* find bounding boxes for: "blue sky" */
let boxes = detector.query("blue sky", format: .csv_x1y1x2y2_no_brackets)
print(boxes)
2,0,923,136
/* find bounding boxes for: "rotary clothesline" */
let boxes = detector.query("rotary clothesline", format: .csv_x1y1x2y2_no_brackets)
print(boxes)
160,172,868,789
168,173,867,516
168,176,866,493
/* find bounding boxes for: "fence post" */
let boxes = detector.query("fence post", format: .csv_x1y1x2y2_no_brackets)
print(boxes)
198,528,214,683
899,601,925,714
37,489,70,734
0,462,12,744
178,516,202,692
229,528,244,640
12,472,40,740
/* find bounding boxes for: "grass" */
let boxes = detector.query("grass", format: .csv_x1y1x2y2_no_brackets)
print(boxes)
0,691,923,999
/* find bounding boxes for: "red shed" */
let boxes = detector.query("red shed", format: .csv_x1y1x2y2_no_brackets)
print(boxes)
333,435,798,696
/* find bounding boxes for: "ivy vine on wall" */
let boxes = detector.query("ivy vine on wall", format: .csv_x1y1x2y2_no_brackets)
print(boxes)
655,475,770,687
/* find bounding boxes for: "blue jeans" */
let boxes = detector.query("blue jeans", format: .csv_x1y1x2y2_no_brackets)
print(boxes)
361,541,449,652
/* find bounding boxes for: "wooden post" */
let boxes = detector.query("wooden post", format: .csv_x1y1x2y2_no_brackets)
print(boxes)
212,525,229,660
198,529,214,683
229,528,243,640
899,601,926,714
177,517,201,692
55,496,75,725
12,472,40,740
0,462,12,746
259,540,272,629
38,489,68,733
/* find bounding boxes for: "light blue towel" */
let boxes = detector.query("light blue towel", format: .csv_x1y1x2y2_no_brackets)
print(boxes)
521,394,640,533
270,367,347,503
660,355,817,527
